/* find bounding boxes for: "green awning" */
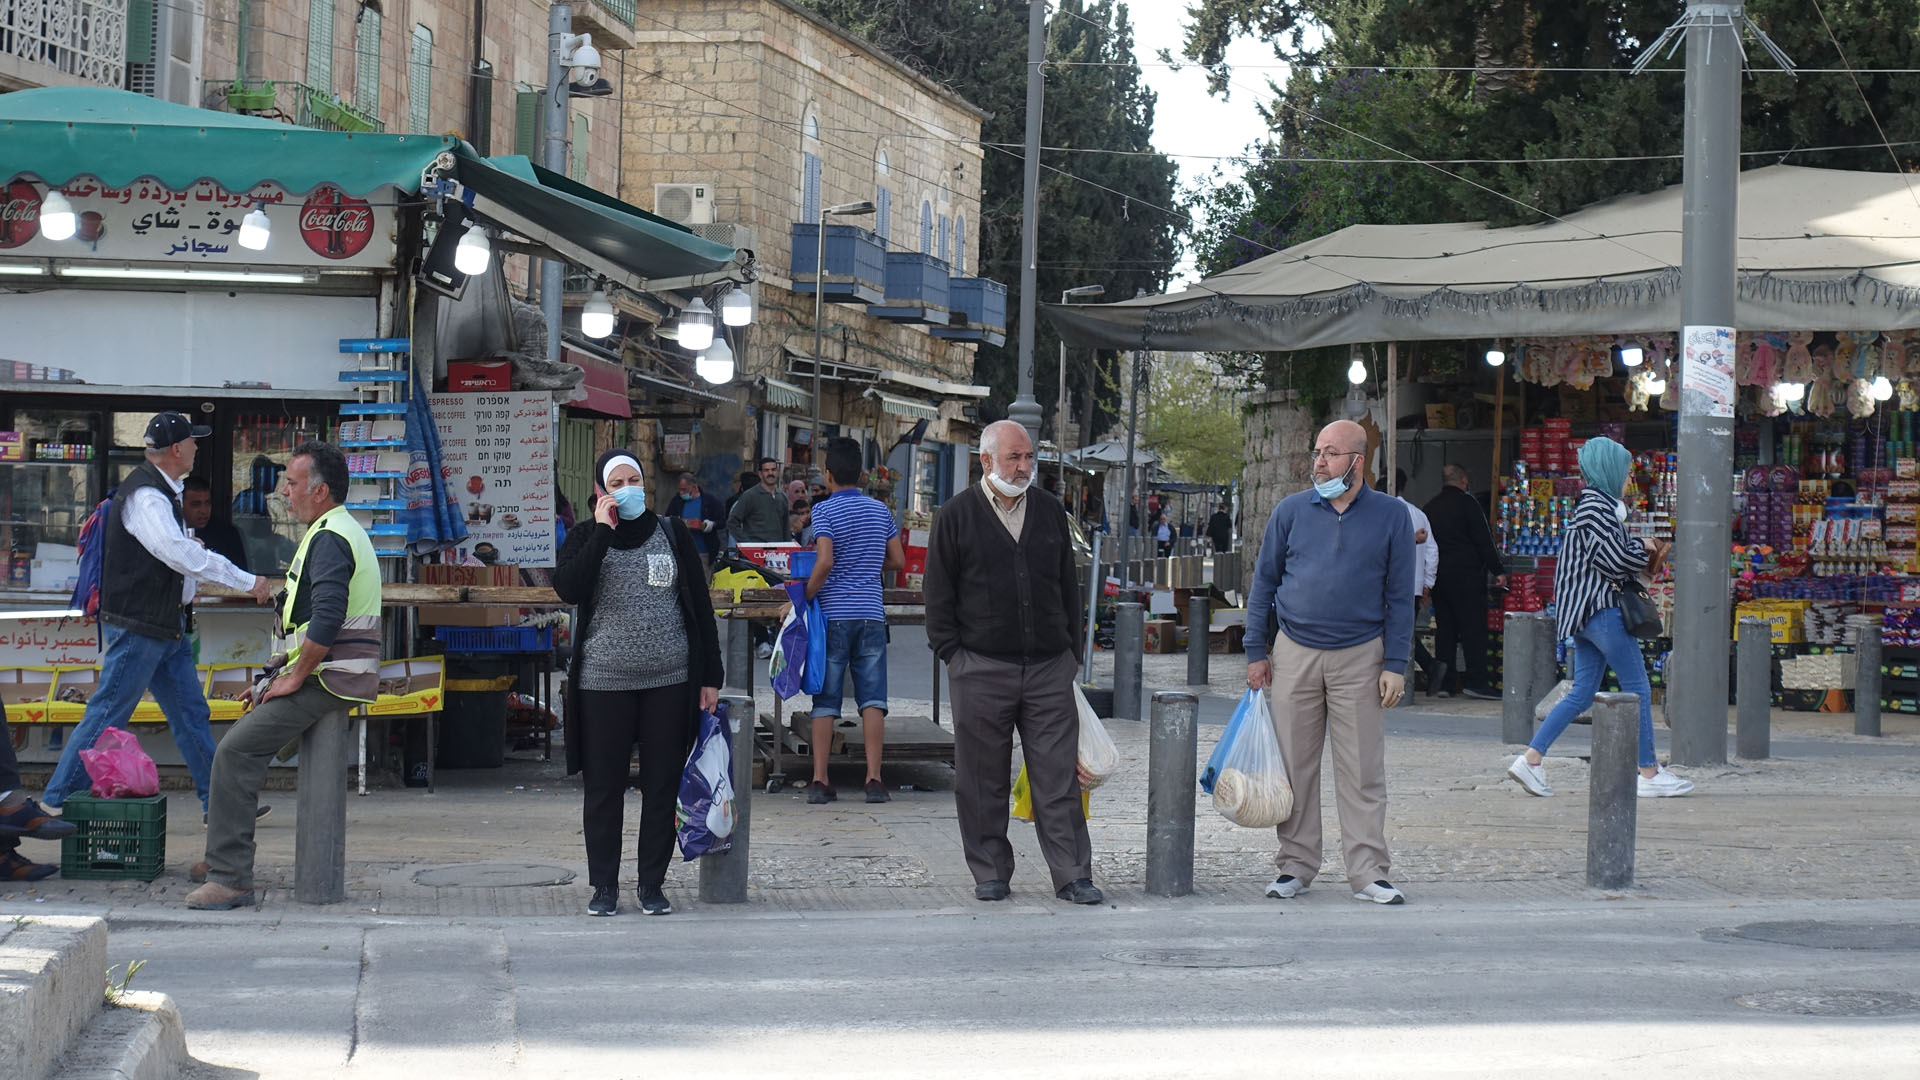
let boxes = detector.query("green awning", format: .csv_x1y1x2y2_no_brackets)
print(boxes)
0,87,455,195
451,150,742,287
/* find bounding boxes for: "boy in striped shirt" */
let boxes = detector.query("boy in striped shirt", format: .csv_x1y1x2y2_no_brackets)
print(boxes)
803,438,905,805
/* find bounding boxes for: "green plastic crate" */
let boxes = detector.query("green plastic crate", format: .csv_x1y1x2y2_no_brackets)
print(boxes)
58,794,166,881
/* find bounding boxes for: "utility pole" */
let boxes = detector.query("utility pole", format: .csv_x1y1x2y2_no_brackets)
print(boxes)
541,2,571,369
1006,0,1046,442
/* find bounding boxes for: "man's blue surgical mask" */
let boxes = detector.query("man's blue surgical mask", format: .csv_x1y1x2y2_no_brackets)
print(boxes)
1313,455,1357,501
611,485,647,519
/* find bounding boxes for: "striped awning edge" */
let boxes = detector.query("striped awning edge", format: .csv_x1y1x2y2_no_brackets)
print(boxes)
864,388,940,420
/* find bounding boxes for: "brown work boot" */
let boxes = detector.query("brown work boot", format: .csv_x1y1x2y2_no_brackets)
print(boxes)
185,881,256,910
187,861,210,883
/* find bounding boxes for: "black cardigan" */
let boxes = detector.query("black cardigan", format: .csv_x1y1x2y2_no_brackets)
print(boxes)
551,513,724,776
924,484,1082,666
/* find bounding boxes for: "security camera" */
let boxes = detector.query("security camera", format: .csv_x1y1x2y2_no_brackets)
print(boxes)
568,43,601,87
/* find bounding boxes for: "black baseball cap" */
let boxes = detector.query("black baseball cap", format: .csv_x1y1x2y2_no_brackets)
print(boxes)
144,411,212,449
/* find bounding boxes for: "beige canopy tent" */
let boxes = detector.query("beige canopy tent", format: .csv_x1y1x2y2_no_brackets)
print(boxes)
1046,165,1920,353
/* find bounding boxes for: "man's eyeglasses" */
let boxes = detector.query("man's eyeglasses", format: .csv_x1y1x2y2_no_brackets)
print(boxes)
1307,449,1361,462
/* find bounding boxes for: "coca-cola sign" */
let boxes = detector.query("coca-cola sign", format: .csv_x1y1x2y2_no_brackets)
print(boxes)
0,180,42,249
298,185,377,260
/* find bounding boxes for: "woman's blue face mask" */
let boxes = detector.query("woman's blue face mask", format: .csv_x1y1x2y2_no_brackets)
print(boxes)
610,484,646,519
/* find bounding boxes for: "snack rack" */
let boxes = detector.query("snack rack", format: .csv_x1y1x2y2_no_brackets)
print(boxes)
337,337,411,560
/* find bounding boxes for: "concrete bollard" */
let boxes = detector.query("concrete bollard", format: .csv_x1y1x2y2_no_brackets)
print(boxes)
1114,602,1144,721
1501,612,1538,744
1735,616,1771,760
1146,691,1197,897
698,694,755,904
1530,613,1559,718
294,714,349,904
725,615,754,696
1848,614,1883,738
1187,595,1210,687
1586,691,1639,890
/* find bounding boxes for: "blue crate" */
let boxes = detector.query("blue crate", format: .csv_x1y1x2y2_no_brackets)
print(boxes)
433,626,554,653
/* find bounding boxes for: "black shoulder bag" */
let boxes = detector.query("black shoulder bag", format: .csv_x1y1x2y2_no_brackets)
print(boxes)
1616,577,1664,639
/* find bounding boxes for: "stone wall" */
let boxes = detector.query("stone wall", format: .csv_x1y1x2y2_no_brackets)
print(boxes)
1239,388,1320,595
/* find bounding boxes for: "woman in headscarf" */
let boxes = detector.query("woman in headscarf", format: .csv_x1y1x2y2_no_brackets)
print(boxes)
1506,437,1694,799
552,450,724,916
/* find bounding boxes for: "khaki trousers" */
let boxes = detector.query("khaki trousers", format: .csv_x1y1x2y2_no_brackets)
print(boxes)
1268,632,1391,891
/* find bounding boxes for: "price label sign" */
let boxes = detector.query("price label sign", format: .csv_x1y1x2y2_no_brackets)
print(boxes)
429,390,557,566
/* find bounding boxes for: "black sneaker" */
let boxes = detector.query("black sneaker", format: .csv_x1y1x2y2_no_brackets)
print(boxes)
639,885,672,915
1055,878,1103,904
588,885,618,916
806,781,837,804
974,880,1011,901
0,795,75,840
865,780,890,803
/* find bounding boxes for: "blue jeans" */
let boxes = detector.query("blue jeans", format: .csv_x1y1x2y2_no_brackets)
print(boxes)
1530,606,1657,769
809,619,889,719
43,621,217,810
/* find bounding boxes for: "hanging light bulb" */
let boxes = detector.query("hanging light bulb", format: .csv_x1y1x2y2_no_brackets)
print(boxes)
694,336,735,384
236,206,271,251
1619,344,1644,368
1776,381,1806,403
38,190,76,241
1347,358,1367,385
1872,375,1895,401
1643,373,1667,395
677,296,715,352
720,288,753,327
454,227,492,275
1485,346,1506,367
581,287,616,339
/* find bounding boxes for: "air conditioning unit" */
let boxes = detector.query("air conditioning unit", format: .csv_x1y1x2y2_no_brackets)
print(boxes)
654,182,716,226
689,223,753,252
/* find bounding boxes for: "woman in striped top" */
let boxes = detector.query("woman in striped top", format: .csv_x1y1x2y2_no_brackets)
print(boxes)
1507,437,1695,799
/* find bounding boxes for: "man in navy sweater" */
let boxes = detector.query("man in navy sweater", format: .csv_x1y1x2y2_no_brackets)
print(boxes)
1246,419,1414,906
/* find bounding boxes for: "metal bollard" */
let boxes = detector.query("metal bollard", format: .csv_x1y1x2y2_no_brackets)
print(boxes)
698,694,755,904
725,615,754,696
1187,595,1210,687
1114,602,1144,721
1848,614,1883,738
1501,612,1537,744
1146,691,1197,897
294,714,349,904
1735,616,1771,759
1586,692,1639,890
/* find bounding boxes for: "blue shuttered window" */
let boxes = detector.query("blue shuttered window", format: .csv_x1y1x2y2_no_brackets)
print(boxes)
802,152,821,221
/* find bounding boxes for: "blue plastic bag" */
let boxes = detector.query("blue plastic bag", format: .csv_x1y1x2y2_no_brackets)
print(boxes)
675,702,737,861
1200,689,1259,794
802,596,828,695
769,581,810,700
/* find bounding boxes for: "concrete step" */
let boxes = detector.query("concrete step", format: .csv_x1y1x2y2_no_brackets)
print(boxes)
49,990,190,1080
0,914,108,1080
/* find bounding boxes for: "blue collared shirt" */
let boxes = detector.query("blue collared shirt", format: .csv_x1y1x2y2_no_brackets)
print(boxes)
1245,482,1415,674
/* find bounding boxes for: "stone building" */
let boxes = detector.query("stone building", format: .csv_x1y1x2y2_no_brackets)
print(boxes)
618,0,1004,516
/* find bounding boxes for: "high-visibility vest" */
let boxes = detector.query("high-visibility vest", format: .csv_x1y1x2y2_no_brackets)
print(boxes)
277,505,383,703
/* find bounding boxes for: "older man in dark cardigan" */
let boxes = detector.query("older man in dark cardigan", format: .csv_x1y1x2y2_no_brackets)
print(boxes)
925,420,1099,905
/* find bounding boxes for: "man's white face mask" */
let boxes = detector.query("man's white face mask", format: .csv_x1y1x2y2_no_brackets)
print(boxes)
986,455,1032,497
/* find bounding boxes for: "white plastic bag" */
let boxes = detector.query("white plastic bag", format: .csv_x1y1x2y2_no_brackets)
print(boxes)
1074,684,1119,789
1209,689,1293,828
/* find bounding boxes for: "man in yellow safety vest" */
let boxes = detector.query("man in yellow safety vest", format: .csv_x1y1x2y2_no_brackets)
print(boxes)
187,439,382,910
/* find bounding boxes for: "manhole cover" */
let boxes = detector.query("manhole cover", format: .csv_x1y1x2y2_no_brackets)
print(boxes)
1104,948,1294,969
411,862,576,888
1734,989,1920,1017
1708,921,1920,951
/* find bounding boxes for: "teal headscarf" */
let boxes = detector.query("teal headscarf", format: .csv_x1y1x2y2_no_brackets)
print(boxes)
1578,436,1631,497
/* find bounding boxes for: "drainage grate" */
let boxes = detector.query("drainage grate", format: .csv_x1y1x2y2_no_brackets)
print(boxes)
1734,989,1920,1018
411,862,576,888
1708,921,1920,951
1104,948,1294,969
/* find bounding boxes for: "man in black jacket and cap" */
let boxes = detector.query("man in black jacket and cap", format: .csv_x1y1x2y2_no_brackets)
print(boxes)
1422,464,1505,699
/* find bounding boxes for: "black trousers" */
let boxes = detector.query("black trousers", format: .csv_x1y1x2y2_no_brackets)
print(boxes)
1430,574,1490,692
1,719,19,859
579,683,694,889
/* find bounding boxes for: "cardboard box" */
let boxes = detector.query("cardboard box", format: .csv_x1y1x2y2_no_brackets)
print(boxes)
415,604,523,627
1207,625,1246,654
416,564,520,587
0,431,23,462
736,542,802,574
446,360,510,392
1425,404,1456,429
1144,618,1177,653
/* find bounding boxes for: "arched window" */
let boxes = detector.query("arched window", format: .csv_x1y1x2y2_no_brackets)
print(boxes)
354,1,382,115
873,147,892,245
305,0,334,93
407,25,431,133
953,215,966,274
800,104,821,220
919,197,933,254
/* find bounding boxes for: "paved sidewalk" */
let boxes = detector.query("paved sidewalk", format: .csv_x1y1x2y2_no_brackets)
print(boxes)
7,679,1917,918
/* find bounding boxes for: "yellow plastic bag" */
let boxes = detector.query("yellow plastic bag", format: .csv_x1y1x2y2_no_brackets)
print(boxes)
1011,763,1091,822
711,567,769,602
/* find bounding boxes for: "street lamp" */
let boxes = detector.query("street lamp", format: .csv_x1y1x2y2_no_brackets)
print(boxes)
1057,284,1104,488
810,200,876,460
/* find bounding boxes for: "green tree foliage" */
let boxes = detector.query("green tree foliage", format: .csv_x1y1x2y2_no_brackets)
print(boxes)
790,0,1183,437
1143,353,1245,485
1178,0,1920,390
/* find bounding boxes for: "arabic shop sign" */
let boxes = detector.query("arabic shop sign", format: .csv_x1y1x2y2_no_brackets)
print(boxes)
0,174,396,269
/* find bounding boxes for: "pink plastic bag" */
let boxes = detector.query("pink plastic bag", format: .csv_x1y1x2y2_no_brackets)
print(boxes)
79,727,160,798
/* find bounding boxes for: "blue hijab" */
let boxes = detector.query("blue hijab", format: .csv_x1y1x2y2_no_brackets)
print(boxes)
1578,436,1630,498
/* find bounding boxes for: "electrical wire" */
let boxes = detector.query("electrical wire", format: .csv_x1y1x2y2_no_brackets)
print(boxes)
1808,0,1920,211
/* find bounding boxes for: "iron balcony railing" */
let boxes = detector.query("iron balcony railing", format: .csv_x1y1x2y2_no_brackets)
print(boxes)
204,78,387,134
1,0,127,88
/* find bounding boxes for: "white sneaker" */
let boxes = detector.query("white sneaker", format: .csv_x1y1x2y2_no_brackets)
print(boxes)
1637,767,1694,798
1507,753,1554,797
1264,874,1306,899
756,643,772,659
1353,880,1406,905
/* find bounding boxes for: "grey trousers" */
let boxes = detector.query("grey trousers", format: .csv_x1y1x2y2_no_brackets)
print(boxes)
1268,633,1391,892
204,679,346,891
947,648,1091,891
